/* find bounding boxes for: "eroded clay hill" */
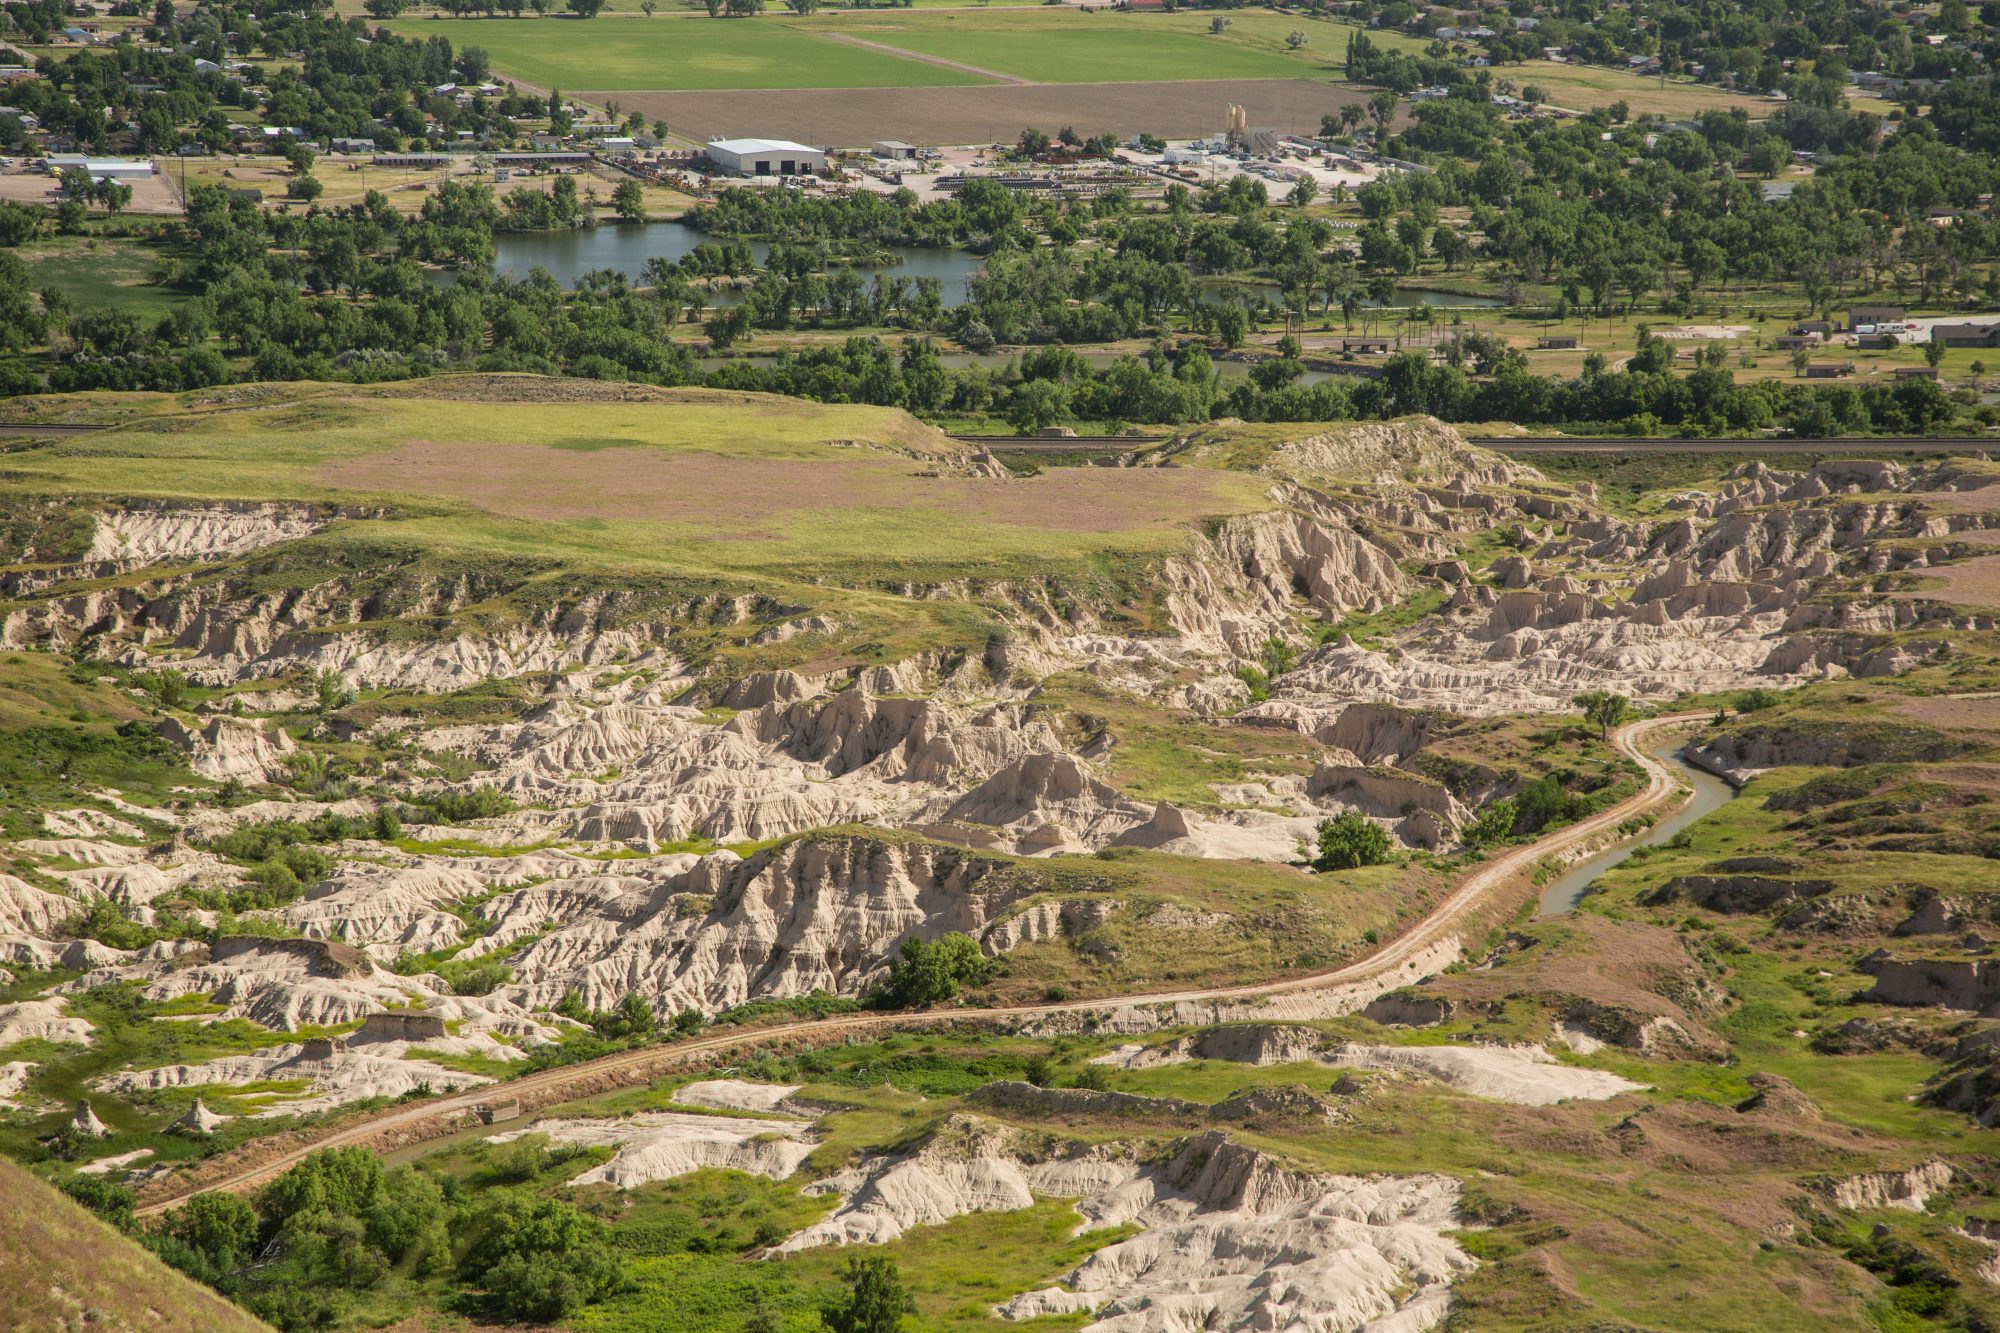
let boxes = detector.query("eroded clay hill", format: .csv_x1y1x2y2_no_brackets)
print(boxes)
6,389,2000,1331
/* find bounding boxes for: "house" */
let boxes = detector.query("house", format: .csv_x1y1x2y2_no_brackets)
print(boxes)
1791,320,1831,338
1931,322,2000,348
872,140,919,161
1804,362,1855,378
1341,336,1393,354
371,152,450,168
1848,304,1905,329
1536,335,1579,349
600,137,636,155
1774,333,1821,351
705,137,826,177
330,137,375,153
1513,16,1539,29
1893,366,1939,380
1855,333,1898,350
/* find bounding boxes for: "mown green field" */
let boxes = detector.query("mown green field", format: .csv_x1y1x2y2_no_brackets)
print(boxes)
803,8,1343,83
382,8,1382,90
382,15,992,90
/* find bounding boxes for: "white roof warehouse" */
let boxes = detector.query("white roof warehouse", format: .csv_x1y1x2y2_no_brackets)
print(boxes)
705,138,826,177
45,154,156,180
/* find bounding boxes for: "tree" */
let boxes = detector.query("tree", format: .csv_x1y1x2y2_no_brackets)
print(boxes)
705,305,753,349
314,669,350,712
1287,175,1318,208
823,1255,914,1333
1509,774,1573,836
1368,90,1398,137
1923,338,1947,370
1310,812,1392,871
1005,378,1070,435
1462,798,1516,847
640,0,655,11
1286,29,1307,48
466,1196,624,1322
881,932,993,1008
364,0,406,16
611,178,644,222
1572,690,1631,742
566,0,604,16
1209,16,1229,32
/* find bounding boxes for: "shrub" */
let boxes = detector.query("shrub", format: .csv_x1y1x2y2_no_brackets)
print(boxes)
879,932,994,1009
822,1255,914,1333
1309,812,1392,871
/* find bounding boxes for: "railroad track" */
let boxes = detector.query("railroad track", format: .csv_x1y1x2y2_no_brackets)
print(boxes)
133,713,1704,1218
1467,435,1996,455
0,423,110,439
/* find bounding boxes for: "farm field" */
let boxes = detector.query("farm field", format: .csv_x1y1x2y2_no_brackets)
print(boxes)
796,7,1344,83
381,15,992,90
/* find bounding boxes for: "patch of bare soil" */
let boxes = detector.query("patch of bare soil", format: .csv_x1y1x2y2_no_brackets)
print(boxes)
321,437,1240,535
1914,482,2000,515
1910,554,2000,609
1892,699,2000,737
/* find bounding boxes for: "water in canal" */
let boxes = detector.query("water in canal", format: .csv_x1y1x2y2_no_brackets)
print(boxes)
1537,734,1737,917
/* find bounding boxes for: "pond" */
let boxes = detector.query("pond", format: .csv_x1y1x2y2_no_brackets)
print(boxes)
1536,733,1737,917
486,220,985,303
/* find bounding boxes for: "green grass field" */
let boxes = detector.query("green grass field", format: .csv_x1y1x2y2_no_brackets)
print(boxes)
20,236,189,322
801,8,1343,83
0,380,1264,584
384,8,1375,90
384,15,992,90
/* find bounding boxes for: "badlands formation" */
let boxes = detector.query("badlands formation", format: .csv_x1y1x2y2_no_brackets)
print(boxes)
4,395,2000,1330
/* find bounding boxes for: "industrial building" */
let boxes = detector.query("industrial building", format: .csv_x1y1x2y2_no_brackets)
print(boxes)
43,153,154,180
705,137,826,177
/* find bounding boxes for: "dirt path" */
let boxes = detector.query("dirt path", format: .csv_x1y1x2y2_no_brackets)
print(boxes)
133,713,1701,1217
816,30,1033,84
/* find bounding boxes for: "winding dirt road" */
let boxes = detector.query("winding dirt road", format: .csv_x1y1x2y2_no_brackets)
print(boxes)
134,712,1701,1217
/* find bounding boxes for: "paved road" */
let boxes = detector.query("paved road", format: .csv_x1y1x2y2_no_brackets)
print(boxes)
134,712,1701,1216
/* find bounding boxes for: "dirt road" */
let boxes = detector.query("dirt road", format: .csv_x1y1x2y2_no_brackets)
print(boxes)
134,712,1701,1216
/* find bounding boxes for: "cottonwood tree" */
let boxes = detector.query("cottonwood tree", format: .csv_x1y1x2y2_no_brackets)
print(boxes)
1572,690,1632,741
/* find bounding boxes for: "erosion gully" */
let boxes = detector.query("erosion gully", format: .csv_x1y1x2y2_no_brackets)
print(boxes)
137,713,1713,1214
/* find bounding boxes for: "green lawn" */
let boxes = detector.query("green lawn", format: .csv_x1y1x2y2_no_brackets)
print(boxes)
382,16,992,90
801,8,1342,83
20,236,189,322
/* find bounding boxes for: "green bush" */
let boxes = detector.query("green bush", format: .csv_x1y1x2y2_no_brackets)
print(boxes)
879,932,994,1009
1309,812,1392,871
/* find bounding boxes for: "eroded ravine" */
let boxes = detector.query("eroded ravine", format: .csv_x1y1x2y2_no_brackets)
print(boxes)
133,712,1703,1216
